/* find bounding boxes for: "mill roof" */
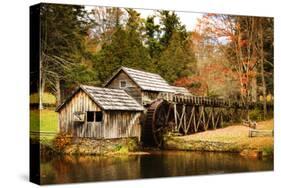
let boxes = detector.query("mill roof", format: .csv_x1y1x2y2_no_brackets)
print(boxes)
104,66,175,93
56,85,144,112
170,86,193,96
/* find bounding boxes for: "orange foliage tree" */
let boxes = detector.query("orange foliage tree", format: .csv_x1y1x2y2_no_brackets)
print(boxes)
193,14,261,106
174,62,238,97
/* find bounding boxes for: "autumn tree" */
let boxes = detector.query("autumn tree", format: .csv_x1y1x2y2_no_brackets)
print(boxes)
195,14,273,119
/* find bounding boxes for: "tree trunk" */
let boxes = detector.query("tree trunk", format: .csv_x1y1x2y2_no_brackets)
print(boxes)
55,77,61,106
260,55,267,119
250,72,257,102
259,19,267,120
39,61,45,110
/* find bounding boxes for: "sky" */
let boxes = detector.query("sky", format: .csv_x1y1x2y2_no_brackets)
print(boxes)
86,5,203,31
136,8,203,31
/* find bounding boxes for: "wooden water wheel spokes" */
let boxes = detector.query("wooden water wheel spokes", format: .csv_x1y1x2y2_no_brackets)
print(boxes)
152,100,170,147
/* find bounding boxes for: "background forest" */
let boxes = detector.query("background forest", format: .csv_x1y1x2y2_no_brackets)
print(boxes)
31,4,274,119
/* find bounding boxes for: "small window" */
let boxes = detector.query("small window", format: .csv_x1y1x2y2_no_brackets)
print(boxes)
73,112,85,122
87,111,94,122
96,112,103,122
120,80,127,88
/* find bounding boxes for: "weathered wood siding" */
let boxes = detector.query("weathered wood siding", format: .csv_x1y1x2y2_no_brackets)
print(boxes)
58,89,142,140
106,71,142,104
103,111,141,140
59,90,101,135
73,122,103,138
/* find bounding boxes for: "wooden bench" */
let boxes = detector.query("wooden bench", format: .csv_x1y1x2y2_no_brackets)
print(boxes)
248,129,274,137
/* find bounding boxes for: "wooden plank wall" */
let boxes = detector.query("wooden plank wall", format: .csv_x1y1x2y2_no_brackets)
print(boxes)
59,89,142,140
73,122,103,138
59,90,101,134
106,71,142,104
103,111,141,140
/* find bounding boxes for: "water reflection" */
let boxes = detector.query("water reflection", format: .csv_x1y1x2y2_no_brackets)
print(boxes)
40,151,273,184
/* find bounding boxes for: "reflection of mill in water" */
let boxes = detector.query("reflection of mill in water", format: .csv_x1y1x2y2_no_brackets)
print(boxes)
40,151,273,184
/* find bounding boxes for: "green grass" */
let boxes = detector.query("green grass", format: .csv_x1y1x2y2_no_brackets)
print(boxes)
30,109,59,143
30,92,56,104
30,109,58,132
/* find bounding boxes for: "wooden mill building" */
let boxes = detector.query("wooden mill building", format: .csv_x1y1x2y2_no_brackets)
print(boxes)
56,85,144,140
56,67,192,140
104,66,184,105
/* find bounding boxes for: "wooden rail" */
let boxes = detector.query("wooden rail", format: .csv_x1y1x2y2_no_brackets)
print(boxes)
159,93,273,109
160,93,244,108
30,131,58,139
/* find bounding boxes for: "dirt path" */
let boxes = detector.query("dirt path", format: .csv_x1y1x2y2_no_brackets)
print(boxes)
163,119,274,157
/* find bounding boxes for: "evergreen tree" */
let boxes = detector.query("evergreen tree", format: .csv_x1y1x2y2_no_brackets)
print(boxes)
158,32,196,83
40,4,95,106
144,16,162,58
93,9,152,83
159,11,187,48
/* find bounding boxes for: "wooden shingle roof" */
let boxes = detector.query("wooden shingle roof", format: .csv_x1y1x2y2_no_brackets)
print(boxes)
104,67,175,93
56,85,144,112
170,86,193,96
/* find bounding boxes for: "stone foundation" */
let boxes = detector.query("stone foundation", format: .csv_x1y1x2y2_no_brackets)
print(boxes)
163,136,273,158
62,137,140,155
163,137,238,152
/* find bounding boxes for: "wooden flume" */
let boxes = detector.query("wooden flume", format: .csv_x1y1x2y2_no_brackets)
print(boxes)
142,93,271,147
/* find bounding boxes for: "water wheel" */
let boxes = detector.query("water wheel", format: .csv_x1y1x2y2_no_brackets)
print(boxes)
143,99,172,147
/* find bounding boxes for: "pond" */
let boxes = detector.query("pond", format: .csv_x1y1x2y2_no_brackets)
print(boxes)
40,151,273,185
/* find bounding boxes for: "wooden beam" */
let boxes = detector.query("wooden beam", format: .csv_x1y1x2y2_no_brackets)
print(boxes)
193,106,197,132
214,110,221,129
183,106,187,134
178,105,186,131
202,106,207,130
196,106,204,132
220,110,224,128
211,107,215,129
174,103,177,132
186,106,195,134
164,104,172,126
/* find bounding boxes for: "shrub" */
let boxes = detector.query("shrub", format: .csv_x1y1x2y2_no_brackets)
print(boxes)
114,144,129,154
114,144,123,151
52,132,72,152
127,138,139,151
249,108,263,121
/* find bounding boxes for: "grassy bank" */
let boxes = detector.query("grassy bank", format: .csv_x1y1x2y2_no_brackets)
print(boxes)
30,92,56,105
30,109,59,143
164,119,274,157
30,109,58,132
